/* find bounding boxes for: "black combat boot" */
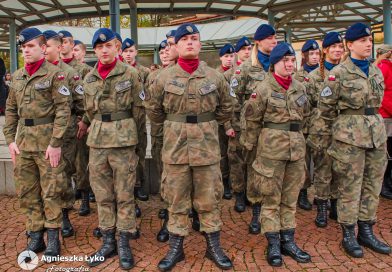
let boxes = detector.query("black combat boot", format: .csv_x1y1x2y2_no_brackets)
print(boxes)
26,230,46,253
43,228,61,261
158,208,167,220
61,208,74,237
93,227,102,238
87,229,117,267
234,191,246,213
329,198,338,220
118,231,135,270
280,229,311,263
89,190,96,202
357,221,391,255
135,203,142,218
204,231,233,270
315,199,328,228
135,186,149,201
341,224,363,258
129,229,140,240
191,208,200,232
265,232,282,267
222,177,232,200
157,210,169,242
297,189,312,210
249,203,261,234
158,233,185,271
78,190,90,216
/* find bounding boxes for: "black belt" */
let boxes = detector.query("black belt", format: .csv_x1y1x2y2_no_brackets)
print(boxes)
263,122,302,132
166,112,216,123
94,111,133,122
340,107,379,116
20,116,55,127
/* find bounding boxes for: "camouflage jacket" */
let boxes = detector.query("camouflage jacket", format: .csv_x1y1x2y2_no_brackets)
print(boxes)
83,60,142,148
294,67,309,83
241,73,309,162
306,67,333,135
3,60,71,151
67,58,92,79
318,57,386,148
145,61,233,166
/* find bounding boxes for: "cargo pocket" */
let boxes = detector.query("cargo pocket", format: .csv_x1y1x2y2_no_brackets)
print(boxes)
128,151,139,172
252,157,275,196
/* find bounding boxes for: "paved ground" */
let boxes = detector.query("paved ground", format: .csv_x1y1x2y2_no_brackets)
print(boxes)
0,194,391,272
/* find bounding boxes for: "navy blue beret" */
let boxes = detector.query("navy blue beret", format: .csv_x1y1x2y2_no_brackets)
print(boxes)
166,30,176,38
219,43,235,57
345,23,371,42
74,40,83,46
159,40,168,51
121,38,135,51
302,39,319,52
254,24,275,41
175,23,199,43
322,32,343,48
270,42,295,65
58,30,73,38
235,36,251,52
92,28,116,48
114,32,122,43
43,30,59,41
18,28,43,45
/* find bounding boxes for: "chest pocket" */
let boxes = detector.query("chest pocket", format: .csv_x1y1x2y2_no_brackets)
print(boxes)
341,79,364,105
84,83,99,111
246,71,265,94
163,82,185,110
199,83,218,109
268,92,286,109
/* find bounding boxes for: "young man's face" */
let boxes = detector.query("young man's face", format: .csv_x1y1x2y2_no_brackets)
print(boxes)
237,45,252,62
61,37,74,56
220,53,234,68
122,45,137,64
166,37,179,61
45,39,61,63
175,34,202,59
21,38,46,64
73,44,85,62
94,39,117,64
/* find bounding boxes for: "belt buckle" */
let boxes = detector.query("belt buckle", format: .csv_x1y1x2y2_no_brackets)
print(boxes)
290,123,300,131
186,115,197,123
24,119,34,126
101,114,112,122
365,108,374,115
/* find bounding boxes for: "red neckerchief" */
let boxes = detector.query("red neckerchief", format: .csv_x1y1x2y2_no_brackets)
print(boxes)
178,57,200,74
97,58,117,80
236,61,242,66
221,65,231,71
118,55,125,62
50,60,59,66
131,62,136,67
62,57,74,64
273,73,292,91
25,58,45,76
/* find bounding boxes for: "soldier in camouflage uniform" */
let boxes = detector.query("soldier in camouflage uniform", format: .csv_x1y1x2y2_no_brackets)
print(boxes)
305,32,344,227
294,39,321,211
216,43,236,199
146,23,233,271
59,30,93,216
122,38,150,204
82,28,141,270
43,30,85,238
242,43,311,266
72,40,87,64
144,38,174,243
232,24,277,234
227,36,252,213
3,28,71,258
318,23,391,258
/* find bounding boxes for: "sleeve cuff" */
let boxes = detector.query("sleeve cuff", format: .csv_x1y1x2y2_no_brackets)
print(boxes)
49,137,63,148
82,114,91,125
223,121,233,131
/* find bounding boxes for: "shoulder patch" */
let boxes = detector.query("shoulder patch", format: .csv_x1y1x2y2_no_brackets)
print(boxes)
328,75,336,81
230,78,239,88
75,85,84,95
321,86,332,97
229,87,236,98
58,85,70,96
139,88,145,101
245,104,254,117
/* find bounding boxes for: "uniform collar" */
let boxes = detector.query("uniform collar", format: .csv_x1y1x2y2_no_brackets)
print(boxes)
342,57,376,79
22,59,49,79
174,61,207,78
92,58,127,80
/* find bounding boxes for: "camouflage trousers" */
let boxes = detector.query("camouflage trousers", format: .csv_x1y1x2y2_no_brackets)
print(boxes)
307,134,338,200
89,146,138,232
328,140,387,225
135,106,147,188
151,122,168,209
251,157,305,233
14,151,67,231
75,134,90,191
62,115,77,208
243,148,263,204
228,131,246,193
162,162,223,236
219,125,229,179
302,134,312,190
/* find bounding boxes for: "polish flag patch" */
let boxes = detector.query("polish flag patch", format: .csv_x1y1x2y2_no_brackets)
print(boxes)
328,75,336,81
251,92,257,99
235,69,241,74
57,74,65,80
304,77,310,82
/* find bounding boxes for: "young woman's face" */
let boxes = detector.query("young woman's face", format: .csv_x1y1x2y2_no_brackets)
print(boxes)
347,36,373,59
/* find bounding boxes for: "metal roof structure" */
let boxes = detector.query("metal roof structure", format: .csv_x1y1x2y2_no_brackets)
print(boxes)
0,0,387,47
